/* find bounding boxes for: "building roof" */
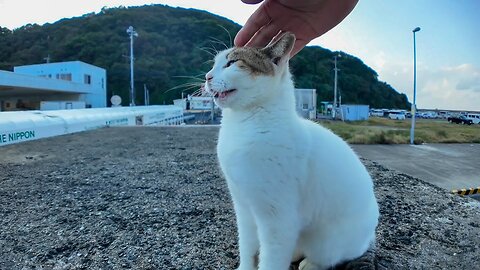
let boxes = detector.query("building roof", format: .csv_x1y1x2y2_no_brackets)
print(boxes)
0,70,90,97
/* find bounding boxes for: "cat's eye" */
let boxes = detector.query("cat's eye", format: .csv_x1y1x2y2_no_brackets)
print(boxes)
224,59,238,68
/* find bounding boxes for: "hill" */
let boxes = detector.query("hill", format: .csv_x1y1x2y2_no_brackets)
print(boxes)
0,5,410,109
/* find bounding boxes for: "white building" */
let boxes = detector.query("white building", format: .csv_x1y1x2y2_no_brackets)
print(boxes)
294,88,317,119
0,61,106,111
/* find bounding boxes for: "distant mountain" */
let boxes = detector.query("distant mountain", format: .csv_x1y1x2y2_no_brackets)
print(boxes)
0,5,410,109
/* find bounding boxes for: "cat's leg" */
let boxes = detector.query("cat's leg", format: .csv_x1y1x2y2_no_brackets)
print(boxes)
254,211,299,270
300,223,375,270
299,241,376,270
233,202,260,270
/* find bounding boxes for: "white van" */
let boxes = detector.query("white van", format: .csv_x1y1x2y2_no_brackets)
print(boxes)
388,110,406,120
466,113,480,124
370,109,385,117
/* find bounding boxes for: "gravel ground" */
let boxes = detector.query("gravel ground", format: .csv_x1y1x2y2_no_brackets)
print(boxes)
0,126,479,270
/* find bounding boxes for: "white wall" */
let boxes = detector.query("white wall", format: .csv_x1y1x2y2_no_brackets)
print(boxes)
189,96,217,110
294,88,317,118
0,106,184,146
13,61,107,108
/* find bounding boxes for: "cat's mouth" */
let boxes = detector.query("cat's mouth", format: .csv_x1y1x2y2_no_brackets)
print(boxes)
213,89,237,99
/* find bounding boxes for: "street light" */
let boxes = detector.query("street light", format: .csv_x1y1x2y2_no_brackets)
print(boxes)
332,53,341,119
127,26,138,106
410,27,420,144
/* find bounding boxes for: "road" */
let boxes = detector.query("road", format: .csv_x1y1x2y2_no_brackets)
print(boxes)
352,144,480,194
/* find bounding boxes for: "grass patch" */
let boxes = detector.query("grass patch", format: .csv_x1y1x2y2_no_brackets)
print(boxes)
316,117,480,144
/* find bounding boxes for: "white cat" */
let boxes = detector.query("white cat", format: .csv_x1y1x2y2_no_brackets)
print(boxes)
205,33,379,270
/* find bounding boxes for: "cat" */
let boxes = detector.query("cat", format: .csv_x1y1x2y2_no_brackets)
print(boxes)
204,32,379,270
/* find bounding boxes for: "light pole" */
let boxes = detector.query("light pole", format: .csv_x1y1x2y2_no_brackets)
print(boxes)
410,27,420,144
127,26,138,106
333,53,341,119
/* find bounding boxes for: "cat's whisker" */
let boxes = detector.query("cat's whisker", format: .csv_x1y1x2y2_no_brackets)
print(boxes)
164,85,202,95
169,81,202,88
163,82,203,94
209,44,219,56
203,59,215,65
197,46,217,57
216,24,233,48
173,73,205,78
208,37,228,50
172,75,205,82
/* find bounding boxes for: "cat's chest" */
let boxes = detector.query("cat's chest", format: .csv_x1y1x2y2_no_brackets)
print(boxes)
217,122,303,165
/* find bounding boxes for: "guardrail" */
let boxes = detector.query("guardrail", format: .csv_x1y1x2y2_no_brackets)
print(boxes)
0,106,184,146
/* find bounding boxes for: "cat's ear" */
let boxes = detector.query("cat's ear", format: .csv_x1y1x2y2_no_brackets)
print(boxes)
262,32,295,65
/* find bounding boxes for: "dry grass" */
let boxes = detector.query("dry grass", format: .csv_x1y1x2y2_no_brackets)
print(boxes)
316,117,480,144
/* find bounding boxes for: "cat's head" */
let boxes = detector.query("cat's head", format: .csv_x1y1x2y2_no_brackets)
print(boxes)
205,32,295,110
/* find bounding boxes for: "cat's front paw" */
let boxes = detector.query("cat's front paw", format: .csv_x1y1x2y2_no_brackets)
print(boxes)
298,259,321,270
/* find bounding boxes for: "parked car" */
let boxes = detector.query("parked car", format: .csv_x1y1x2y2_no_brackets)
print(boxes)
388,110,406,120
447,115,473,125
369,109,385,117
466,113,480,124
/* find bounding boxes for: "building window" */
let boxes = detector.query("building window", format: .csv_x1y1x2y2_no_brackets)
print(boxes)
302,103,309,110
84,74,91,85
58,73,72,81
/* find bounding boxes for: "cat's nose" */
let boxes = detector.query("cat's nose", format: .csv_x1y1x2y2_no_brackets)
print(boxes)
205,72,213,81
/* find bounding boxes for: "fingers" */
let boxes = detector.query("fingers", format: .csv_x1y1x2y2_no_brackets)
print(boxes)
245,24,282,48
236,0,359,56
234,3,271,47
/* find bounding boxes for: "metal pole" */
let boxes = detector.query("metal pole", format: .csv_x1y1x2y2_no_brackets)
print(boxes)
144,84,149,106
333,55,339,119
410,27,420,144
127,26,137,106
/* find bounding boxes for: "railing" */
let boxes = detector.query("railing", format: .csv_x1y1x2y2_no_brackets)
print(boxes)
0,106,184,146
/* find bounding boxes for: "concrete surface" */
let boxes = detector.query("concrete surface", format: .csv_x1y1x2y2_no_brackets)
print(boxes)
352,144,480,192
1,127,479,269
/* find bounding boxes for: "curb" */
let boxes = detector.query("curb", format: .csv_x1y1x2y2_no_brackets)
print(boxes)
451,187,480,196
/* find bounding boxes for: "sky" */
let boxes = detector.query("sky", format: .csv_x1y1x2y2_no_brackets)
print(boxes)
0,0,479,111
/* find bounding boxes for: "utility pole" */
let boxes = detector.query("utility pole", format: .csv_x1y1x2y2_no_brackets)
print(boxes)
144,84,150,106
126,26,138,106
44,35,51,63
332,54,341,119
410,27,421,145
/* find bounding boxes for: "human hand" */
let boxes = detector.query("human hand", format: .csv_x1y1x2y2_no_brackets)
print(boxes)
235,0,358,56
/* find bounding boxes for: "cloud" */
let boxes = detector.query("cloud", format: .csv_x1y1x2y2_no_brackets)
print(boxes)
416,64,480,110
371,61,480,111
372,51,386,73
442,64,480,93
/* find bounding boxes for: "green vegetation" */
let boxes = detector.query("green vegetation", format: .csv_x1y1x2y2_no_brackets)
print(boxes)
318,117,480,144
0,5,410,109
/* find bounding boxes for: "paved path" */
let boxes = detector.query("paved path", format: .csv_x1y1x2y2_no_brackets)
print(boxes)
352,144,480,192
